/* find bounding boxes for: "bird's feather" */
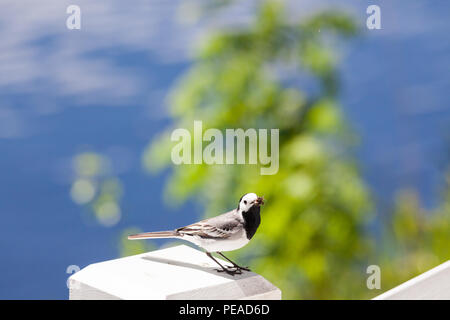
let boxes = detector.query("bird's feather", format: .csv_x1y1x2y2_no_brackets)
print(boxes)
177,209,243,239
127,230,178,240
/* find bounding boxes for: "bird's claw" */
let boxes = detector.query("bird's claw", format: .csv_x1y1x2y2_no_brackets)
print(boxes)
216,264,250,275
226,264,251,272
236,266,251,271
216,266,243,275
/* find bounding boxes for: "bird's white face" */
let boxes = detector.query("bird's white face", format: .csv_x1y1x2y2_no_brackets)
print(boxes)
238,193,262,212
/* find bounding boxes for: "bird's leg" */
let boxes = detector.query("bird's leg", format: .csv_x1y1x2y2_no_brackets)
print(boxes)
206,252,242,275
217,252,251,271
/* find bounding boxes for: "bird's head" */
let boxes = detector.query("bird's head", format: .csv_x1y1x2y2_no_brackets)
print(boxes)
237,193,264,213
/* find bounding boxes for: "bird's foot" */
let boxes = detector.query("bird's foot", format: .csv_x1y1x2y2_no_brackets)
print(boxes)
226,264,251,272
216,266,243,275
234,265,251,272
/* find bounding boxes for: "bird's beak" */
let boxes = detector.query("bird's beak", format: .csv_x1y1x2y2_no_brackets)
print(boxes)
253,197,264,206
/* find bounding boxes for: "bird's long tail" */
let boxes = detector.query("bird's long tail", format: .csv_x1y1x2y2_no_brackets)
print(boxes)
128,230,178,240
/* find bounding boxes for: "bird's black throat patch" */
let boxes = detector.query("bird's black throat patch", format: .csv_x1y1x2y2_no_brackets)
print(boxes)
242,205,261,240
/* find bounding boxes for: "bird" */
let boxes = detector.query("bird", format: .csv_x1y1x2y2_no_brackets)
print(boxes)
128,193,264,275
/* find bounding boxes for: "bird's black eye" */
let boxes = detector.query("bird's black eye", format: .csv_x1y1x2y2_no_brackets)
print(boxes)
244,200,247,205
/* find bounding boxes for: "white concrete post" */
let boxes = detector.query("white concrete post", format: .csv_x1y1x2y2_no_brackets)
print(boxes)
374,260,450,300
69,245,281,300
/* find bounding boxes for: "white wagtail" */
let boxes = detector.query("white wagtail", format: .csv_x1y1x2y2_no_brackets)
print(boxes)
128,193,264,275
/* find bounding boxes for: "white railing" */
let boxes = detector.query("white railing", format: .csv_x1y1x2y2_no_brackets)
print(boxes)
69,244,450,300
374,261,450,300
68,245,281,300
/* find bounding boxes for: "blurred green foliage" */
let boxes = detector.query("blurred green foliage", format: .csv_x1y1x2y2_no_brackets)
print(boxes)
379,177,450,294
138,0,450,299
70,152,124,227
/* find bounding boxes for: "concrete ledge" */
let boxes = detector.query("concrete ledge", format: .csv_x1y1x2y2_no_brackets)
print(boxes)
374,260,450,300
69,245,281,300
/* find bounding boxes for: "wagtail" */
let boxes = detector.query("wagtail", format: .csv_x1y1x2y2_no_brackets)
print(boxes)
128,193,264,275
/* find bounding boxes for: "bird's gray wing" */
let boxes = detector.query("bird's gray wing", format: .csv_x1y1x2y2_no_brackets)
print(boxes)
176,209,242,239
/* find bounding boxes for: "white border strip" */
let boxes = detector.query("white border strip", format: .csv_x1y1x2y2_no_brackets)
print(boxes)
374,260,450,300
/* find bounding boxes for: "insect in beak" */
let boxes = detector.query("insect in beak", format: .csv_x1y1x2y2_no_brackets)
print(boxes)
253,197,264,206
